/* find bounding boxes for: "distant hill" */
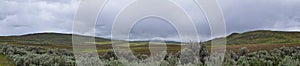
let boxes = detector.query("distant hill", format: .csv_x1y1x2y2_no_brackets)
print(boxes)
0,33,111,45
0,33,181,45
206,30,300,45
1,30,300,46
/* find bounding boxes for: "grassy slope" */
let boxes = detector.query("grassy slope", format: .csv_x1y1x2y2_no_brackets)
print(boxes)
206,30,300,45
0,33,111,46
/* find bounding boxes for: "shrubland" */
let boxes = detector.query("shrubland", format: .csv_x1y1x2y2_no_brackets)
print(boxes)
1,42,300,66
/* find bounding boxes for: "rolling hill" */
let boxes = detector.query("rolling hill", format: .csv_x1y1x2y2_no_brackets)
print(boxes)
0,33,180,46
206,30,300,45
0,33,111,45
1,30,300,46
0,33,182,55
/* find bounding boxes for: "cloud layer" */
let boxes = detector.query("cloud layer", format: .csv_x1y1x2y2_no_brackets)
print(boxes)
0,0,300,41
220,0,300,33
0,0,78,35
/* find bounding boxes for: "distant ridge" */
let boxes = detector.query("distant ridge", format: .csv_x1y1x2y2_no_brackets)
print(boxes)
206,30,300,45
1,30,300,45
0,32,180,45
0,32,111,45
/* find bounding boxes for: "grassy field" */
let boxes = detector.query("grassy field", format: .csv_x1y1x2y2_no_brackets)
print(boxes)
0,54,14,66
2,42,300,55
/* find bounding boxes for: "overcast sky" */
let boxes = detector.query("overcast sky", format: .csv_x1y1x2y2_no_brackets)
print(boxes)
1,0,300,41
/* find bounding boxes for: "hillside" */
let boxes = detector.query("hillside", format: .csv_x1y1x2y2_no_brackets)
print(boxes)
207,30,300,45
0,33,111,45
0,33,182,54
0,33,180,46
1,30,300,46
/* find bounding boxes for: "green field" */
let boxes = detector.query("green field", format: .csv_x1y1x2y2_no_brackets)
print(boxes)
0,54,14,66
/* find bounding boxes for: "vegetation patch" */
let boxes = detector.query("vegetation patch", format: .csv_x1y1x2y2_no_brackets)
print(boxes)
0,54,14,66
1,43,300,66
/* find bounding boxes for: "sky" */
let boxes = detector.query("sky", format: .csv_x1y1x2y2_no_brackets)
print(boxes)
0,0,300,41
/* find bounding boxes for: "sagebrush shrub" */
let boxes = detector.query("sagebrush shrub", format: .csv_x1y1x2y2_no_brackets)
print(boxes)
1,43,300,66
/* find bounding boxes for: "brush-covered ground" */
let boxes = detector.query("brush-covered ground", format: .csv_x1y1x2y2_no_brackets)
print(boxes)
0,30,300,66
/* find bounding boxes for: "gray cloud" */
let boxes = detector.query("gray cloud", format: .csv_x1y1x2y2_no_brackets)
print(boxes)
95,0,211,41
0,0,300,42
0,0,78,35
219,0,300,33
